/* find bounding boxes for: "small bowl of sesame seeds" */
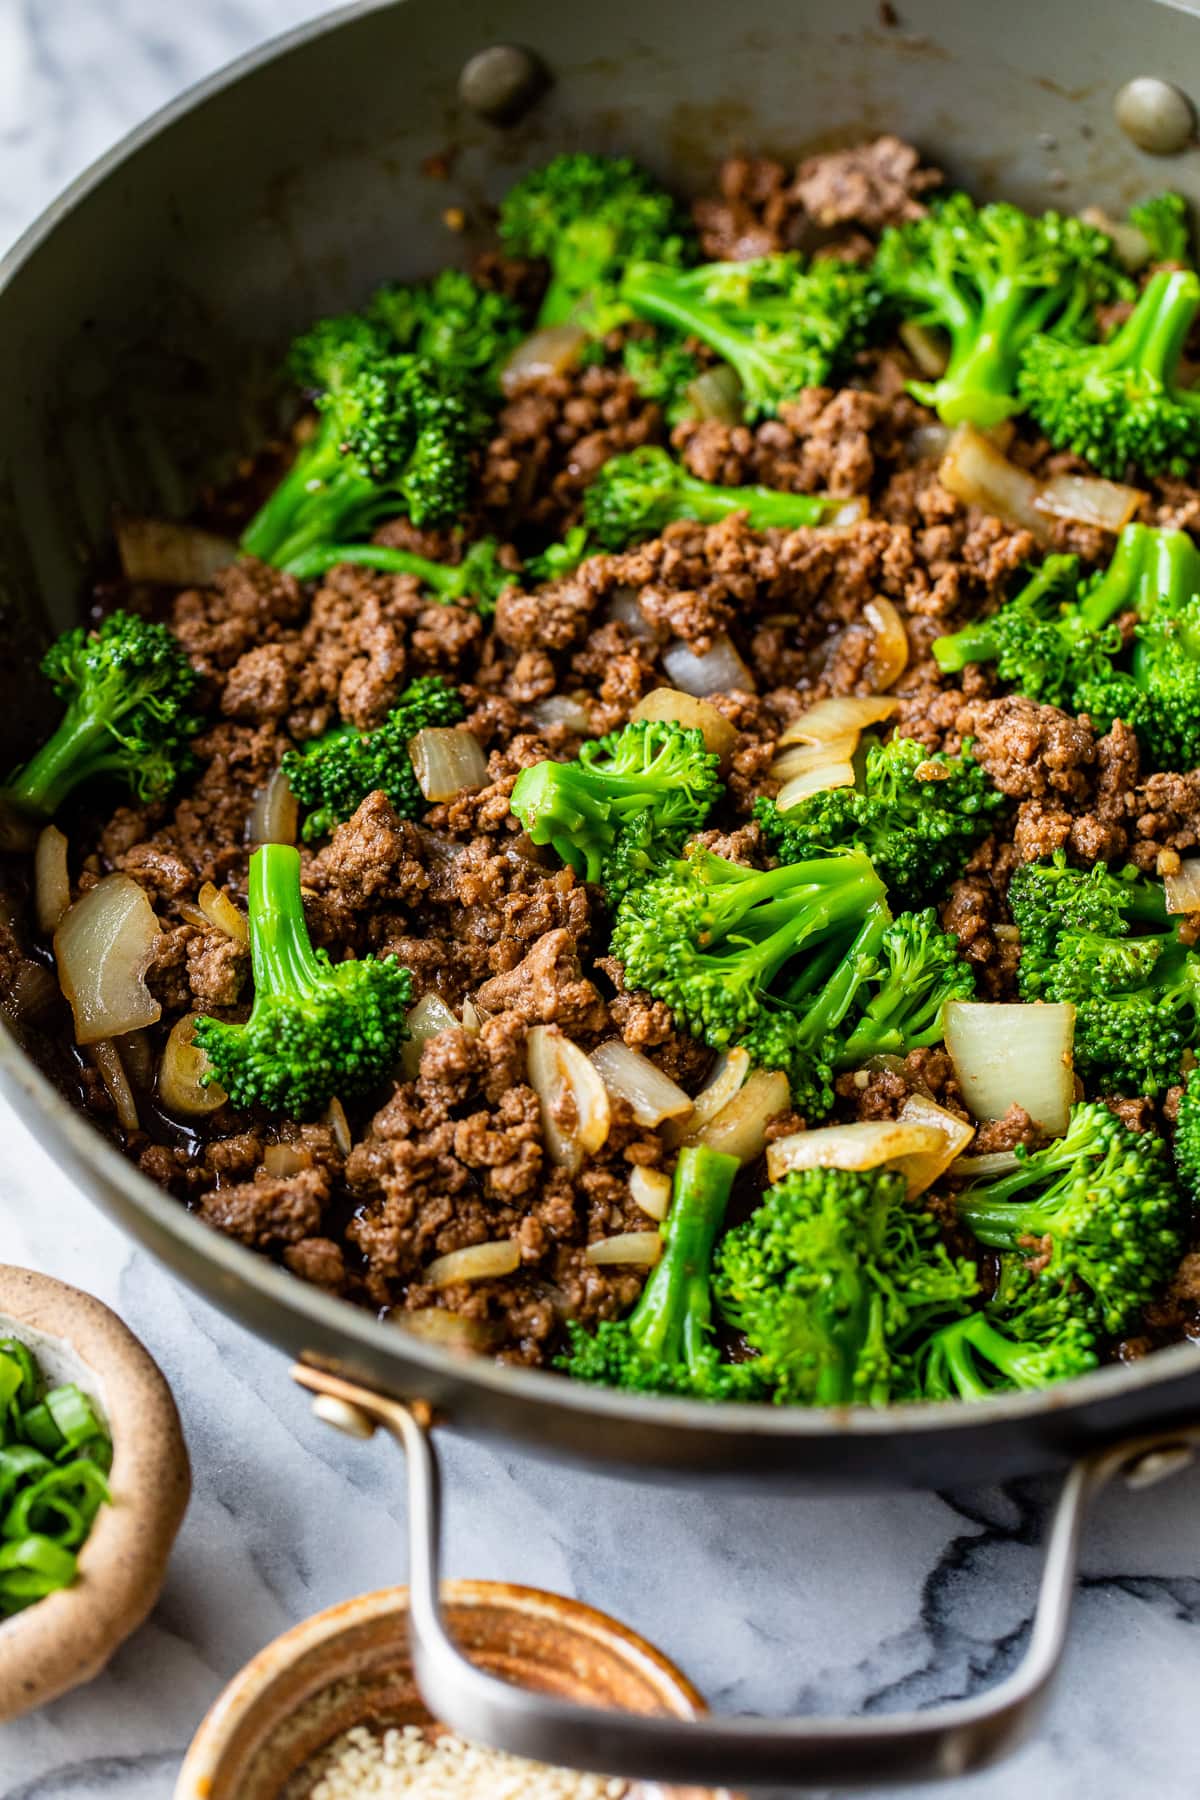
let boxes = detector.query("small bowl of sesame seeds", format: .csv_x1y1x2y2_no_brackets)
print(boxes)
174,1581,735,1800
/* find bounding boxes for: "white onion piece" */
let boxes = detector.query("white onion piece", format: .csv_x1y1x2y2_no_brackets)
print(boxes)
630,688,738,766
401,992,459,1078
686,364,743,424
263,1142,312,1176
666,1046,751,1148
1033,472,1144,533
4,962,58,1020
34,824,70,935
629,1165,672,1221
527,1024,611,1172
501,324,586,393
952,1148,1023,1179
776,760,857,812
158,1012,227,1116
662,634,756,698
766,1119,946,1185
940,426,1051,543
771,736,859,781
531,694,593,733
54,874,162,1045
778,696,898,748
88,1039,139,1132
899,320,950,378
325,1096,353,1156
425,1240,521,1286
197,880,249,946
828,497,871,526
590,1039,694,1127
863,597,909,692
115,516,236,586
410,727,487,803
894,1094,975,1199
1165,857,1200,914
943,1000,1075,1138
608,587,656,641
695,1068,791,1165
401,1309,496,1350
906,421,955,463
586,1231,663,1267
249,765,298,847
460,998,488,1036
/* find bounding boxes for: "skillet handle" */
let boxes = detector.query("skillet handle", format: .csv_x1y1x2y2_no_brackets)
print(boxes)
293,1366,1198,1792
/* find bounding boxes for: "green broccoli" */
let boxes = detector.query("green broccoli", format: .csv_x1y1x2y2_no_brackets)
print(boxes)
193,843,411,1116
282,675,465,840
1128,192,1193,268
1018,267,1200,476
755,736,1004,908
906,1309,1100,1401
582,445,855,551
954,1101,1182,1335
280,535,516,614
714,1166,979,1405
619,253,881,420
621,334,706,425
1010,853,1200,1095
523,525,592,585
874,192,1130,427
508,719,723,898
499,152,692,329
835,907,976,1067
557,1143,764,1400
367,268,524,387
3,611,201,818
1172,1069,1200,1202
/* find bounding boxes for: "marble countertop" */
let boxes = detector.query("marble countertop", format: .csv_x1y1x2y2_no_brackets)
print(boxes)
2,4,1200,1795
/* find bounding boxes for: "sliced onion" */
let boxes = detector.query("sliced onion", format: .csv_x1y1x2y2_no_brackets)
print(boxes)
1033,472,1144,533
410,727,488,803
401,1309,497,1350
1165,856,1200,915
771,736,858,781
766,1119,946,1184
197,881,249,946
894,1094,975,1199
34,824,70,935
460,998,489,1036
685,364,743,424
88,1039,139,1132
608,587,656,642
401,992,459,1079
778,697,898,748
531,694,593,733
4,962,58,1020
585,1231,663,1267
501,325,586,394
527,1024,612,1172
249,765,298,847
943,1000,1075,1138
940,425,1051,542
662,634,756,698
54,874,162,1045
665,1046,750,1147
951,1148,1023,1179
1079,205,1153,271
115,516,236,586
899,320,949,378
324,1096,352,1156
827,497,871,526
158,1012,227,1116
263,1142,312,1176
590,1039,694,1127
694,1067,791,1165
425,1240,521,1286
120,1027,155,1087
630,688,738,766
776,760,857,812
863,597,909,692
629,1165,672,1221
906,421,955,463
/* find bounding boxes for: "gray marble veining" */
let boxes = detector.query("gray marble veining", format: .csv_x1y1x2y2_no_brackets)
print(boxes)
1,4,1199,1795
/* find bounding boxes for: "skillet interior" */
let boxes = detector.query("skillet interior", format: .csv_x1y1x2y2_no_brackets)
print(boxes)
3,0,1200,1488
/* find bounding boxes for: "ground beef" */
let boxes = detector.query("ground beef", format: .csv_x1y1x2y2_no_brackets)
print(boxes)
197,1165,330,1249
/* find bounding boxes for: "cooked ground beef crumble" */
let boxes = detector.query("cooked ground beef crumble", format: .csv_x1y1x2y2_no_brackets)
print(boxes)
6,139,1200,1373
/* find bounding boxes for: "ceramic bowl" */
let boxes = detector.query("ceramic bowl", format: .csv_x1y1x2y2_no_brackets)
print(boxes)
175,1580,738,1799
0,1264,190,1720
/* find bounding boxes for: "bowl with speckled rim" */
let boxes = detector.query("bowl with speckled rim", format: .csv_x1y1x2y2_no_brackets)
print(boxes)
0,1265,190,1721
174,1580,739,1800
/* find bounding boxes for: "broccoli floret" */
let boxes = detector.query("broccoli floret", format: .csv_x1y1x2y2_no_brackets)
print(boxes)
906,1309,1099,1401
714,1166,979,1405
280,535,516,615
1128,193,1193,268
524,525,592,585
193,843,411,1117
932,553,1117,712
499,153,691,330
875,192,1129,427
755,736,1004,908
620,253,881,420
368,268,524,387
836,907,976,1067
1172,1069,1200,1203
508,719,723,898
1018,268,1200,477
582,445,852,551
621,334,706,424
1010,852,1200,1095
3,611,201,818
282,675,465,840
954,1101,1182,1335
557,1144,764,1400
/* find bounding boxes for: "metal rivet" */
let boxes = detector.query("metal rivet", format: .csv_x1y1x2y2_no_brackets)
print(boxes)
1123,1443,1195,1490
458,44,548,125
312,1394,376,1439
1114,77,1196,155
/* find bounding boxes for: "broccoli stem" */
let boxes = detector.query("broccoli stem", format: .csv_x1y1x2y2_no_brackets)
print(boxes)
630,1143,740,1370
240,424,347,563
932,558,1070,674
1080,520,1200,634
936,276,1063,426
6,705,123,817
247,843,327,1004
282,542,460,589
620,265,765,387
667,466,841,529
1088,269,1199,391
927,1314,1048,1397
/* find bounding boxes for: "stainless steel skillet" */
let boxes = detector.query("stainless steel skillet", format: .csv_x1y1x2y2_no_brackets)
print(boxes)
2,0,1200,1785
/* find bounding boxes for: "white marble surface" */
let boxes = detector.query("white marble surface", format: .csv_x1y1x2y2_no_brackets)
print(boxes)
2,4,1200,1795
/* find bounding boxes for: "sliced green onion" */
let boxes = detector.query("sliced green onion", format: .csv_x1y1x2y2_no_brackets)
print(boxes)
0,1340,38,1410
0,1535,78,1615
19,1401,64,1457
45,1384,105,1454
